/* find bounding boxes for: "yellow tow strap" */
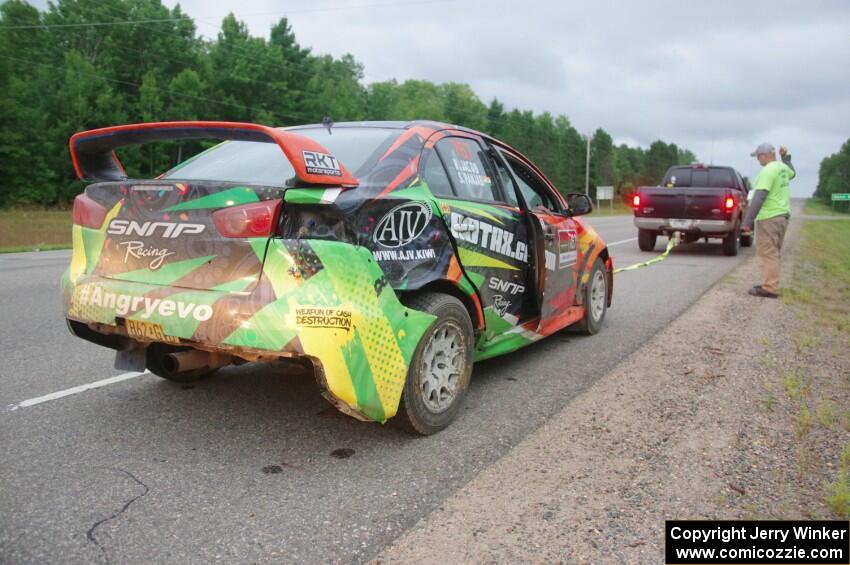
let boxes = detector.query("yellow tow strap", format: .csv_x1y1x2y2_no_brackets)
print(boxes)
614,233,680,274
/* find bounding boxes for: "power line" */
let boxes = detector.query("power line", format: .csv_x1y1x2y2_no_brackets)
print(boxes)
0,0,451,30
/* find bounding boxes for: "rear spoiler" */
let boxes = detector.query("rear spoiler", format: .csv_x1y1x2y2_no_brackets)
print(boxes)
68,121,359,187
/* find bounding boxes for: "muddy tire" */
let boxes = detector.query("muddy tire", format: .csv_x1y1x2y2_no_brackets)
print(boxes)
397,293,474,435
574,258,608,335
638,229,657,252
723,225,740,256
146,343,217,383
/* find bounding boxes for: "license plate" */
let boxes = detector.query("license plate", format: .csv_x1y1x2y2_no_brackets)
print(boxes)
670,219,693,230
125,319,180,344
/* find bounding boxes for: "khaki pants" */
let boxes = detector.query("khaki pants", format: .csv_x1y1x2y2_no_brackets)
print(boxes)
755,215,788,294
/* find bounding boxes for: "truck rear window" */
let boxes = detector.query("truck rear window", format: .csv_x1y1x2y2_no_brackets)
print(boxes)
663,168,736,189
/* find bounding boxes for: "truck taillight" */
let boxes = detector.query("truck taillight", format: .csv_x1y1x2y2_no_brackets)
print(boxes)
72,193,108,229
725,196,735,210
213,200,282,238
632,194,641,207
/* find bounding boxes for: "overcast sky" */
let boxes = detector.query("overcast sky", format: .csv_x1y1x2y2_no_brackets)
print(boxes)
38,0,850,195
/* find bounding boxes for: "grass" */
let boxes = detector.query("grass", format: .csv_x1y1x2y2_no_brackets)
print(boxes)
784,220,850,330
0,209,72,252
804,198,849,216
824,443,850,518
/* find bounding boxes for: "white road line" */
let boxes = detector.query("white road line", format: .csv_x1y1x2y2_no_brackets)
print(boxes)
7,371,149,411
606,237,637,247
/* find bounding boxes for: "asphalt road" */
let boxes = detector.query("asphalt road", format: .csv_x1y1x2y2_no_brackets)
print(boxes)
0,214,753,564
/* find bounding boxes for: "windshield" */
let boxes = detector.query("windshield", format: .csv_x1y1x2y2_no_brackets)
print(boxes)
663,167,737,188
162,127,402,186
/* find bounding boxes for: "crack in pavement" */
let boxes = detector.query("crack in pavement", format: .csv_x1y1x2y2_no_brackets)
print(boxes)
86,468,150,565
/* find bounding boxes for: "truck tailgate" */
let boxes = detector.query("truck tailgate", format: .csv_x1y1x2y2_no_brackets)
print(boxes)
637,187,731,220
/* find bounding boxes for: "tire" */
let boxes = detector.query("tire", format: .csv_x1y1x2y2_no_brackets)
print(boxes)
722,225,740,256
574,258,608,335
146,343,217,383
638,229,657,252
740,233,753,247
397,293,474,435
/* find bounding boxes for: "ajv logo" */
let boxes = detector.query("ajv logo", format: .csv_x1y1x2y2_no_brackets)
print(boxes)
302,150,342,176
107,220,205,239
373,202,433,249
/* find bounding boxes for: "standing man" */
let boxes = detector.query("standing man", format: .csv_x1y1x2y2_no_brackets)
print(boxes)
741,143,795,298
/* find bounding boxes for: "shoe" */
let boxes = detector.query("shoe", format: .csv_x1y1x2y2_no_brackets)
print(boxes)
748,286,779,298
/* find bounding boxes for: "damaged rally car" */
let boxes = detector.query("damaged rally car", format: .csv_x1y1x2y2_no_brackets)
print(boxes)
63,120,613,434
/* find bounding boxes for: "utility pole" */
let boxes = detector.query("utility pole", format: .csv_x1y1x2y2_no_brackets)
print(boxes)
584,133,591,196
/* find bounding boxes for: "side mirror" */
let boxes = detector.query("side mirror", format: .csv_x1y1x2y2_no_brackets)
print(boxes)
566,193,593,216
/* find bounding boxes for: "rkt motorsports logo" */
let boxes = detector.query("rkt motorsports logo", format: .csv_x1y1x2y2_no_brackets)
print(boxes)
302,150,342,177
373,202,433,249
107,220,205,239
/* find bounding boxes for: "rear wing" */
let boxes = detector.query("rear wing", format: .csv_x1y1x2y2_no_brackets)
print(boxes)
68,121,359,187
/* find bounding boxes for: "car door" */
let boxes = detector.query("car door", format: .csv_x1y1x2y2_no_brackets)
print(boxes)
495,149,581,332
426,135,533,336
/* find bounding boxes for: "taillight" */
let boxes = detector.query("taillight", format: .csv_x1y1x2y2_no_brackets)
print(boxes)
632,194,641,207
213,200,282,238
725,196,735,210
72,193,108,229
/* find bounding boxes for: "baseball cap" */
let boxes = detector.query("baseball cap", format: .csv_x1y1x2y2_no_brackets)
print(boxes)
750,142,775,157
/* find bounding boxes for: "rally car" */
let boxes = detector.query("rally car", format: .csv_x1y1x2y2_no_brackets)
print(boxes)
63,120,613,434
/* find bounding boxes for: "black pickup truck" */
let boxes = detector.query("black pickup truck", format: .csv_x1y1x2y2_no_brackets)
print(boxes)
631,164,751,256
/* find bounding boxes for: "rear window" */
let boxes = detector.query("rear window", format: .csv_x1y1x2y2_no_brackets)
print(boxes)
663,167,737,188
162,127,401,186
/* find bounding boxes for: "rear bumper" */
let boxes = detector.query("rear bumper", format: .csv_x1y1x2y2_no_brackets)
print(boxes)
62,238,435,423
634,217,735,235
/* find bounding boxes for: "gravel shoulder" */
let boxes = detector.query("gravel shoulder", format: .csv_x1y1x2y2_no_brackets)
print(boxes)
374,213,850,564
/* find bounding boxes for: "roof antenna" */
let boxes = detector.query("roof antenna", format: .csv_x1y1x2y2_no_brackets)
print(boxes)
322,115,334,134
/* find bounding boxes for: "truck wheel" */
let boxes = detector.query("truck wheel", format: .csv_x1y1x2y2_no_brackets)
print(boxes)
574,258,607,335
397,293,474,435
638,229,657,252
740,233,753,247
723,225,740,256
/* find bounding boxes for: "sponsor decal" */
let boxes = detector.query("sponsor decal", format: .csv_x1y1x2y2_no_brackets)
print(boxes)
117,240,175,270
488,277,525,295
492,295,511,317
449,213,528,262
558,229,578,267
373,202,433,248
302,150,342,177
295,307,352,331
107,219,205,239
76,285,213,322
373,248,436,262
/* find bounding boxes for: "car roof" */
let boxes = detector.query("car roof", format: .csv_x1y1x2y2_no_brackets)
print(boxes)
283,120,550,190
284,119,478,132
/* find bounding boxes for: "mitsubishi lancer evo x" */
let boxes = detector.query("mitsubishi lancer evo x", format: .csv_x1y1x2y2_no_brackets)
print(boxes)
63,120,613,434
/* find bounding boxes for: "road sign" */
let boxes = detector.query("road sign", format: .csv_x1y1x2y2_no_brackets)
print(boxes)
831,193,850,201
596,186,614,212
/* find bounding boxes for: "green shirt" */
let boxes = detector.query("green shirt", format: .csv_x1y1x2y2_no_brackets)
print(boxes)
753,160,794,221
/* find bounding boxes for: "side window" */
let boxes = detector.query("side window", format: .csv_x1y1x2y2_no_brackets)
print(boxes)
420,148,454,197
504,154,559,212
435,137,498,201
489,151,520,207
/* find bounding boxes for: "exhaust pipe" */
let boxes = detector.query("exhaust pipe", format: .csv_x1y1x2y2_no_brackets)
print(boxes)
163,350,232,373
